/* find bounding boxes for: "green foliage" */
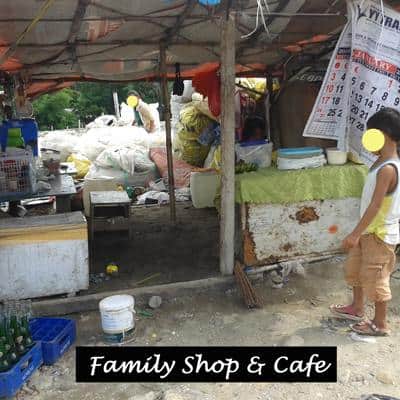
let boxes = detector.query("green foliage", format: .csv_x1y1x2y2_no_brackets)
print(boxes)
33,81,161,130
33,88,78,130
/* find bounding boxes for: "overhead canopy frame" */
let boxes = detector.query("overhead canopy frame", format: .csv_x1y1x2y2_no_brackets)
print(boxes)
0,0,360,96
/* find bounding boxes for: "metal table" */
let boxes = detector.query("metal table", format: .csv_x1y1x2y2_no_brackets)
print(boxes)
0,174,77,213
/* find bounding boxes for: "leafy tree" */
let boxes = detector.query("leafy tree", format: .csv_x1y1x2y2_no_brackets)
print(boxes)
33,88,78,130
33,81,162,129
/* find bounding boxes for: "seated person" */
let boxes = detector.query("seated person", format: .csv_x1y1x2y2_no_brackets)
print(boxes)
241,116,266,143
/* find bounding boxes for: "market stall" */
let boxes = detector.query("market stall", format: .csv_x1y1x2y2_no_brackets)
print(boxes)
2,0,394,285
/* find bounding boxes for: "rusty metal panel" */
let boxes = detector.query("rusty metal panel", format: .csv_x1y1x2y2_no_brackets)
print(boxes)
245,198,360,265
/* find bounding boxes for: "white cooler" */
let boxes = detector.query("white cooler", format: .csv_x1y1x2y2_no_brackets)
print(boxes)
0,212,89,299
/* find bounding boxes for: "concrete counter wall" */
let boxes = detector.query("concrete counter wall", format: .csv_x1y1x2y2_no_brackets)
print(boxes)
240,198,360,266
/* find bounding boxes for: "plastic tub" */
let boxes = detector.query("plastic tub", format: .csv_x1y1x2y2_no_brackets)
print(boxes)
326,148,347,165
278,147,323,159
99,295,135,335
190,171,220,208
236,140,273,168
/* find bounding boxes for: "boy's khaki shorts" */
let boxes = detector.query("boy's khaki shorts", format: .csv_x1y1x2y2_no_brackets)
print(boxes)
344,234,396,302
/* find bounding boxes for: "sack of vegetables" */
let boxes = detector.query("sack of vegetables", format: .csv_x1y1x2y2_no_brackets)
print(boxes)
174,104,213,167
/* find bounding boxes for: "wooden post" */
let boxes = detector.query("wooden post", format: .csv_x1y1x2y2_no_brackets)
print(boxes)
160,44,176,223
219,12,236,275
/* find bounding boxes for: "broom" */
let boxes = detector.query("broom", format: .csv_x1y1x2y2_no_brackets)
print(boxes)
234,261,263,309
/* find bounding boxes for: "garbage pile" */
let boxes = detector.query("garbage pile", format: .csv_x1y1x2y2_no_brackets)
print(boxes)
40,125,162,186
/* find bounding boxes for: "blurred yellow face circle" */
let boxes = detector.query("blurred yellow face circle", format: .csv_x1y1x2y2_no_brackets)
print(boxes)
362,129,385,152
127,95,138,108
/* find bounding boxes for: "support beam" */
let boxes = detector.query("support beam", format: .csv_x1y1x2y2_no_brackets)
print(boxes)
219,11,236,276
68,0,90,74
159,44,176,224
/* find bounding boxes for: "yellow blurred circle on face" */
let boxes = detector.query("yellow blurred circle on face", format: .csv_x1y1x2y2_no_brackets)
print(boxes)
362,129,385,152
127,95,138,108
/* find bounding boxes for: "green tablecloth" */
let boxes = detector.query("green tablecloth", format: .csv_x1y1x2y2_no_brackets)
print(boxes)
235,163,368,204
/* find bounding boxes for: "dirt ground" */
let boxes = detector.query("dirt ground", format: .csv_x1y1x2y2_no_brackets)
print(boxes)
18,259,400,399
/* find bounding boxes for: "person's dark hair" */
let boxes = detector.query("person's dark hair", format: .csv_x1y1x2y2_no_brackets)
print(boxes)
242,116,266,141
367,107,400,142
128,90,141,99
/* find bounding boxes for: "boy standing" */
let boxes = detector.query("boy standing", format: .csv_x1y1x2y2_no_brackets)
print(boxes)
330,107,400,336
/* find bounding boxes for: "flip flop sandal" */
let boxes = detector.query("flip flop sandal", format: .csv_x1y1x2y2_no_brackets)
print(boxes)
329,304,364,322
350,320,390,337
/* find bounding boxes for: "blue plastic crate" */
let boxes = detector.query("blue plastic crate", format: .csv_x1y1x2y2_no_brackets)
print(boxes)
0,342,43,398
29,318,76,365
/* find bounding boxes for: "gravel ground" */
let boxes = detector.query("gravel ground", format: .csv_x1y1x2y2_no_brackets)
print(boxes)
16,259,400,400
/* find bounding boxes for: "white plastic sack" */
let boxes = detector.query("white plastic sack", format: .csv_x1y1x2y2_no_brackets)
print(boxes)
96,148,136,175
182,81,195,102
86,164,129,185
86,115,116,128
120,102,135,126
39,131,80,161
148,129,167,149
84,126,150,151
149,103,160,132
133,146,154,172
79,134,107,161
137,190,169,205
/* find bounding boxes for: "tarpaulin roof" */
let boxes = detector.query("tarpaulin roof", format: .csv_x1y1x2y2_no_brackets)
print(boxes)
0,0,361,96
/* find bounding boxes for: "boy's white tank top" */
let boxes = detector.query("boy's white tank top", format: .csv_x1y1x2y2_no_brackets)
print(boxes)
360,159,400,245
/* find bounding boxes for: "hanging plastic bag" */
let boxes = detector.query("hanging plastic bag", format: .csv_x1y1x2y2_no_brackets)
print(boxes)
193,67,221,117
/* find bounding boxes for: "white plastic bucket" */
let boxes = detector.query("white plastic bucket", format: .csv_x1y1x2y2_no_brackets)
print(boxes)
99,295,135,335
190,171,220,208
236,141,273,168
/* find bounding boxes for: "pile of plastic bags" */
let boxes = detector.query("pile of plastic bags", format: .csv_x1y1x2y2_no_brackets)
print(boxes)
39,125,161,187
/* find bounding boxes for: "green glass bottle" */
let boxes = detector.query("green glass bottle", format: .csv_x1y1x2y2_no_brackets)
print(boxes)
9,302,26,355
20,315,33,348
0,341,10,372
0,316,6,343
4,319,19,364
9,313,25,355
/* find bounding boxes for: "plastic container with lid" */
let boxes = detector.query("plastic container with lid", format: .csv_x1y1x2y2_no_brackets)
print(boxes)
236,140,273,168
99,295,135,335
326,148,347,165
190,171,220,208
277,147,323,159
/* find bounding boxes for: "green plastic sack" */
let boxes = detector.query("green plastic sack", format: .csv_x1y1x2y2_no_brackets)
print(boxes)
174,133,210,167
174,103,213,167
